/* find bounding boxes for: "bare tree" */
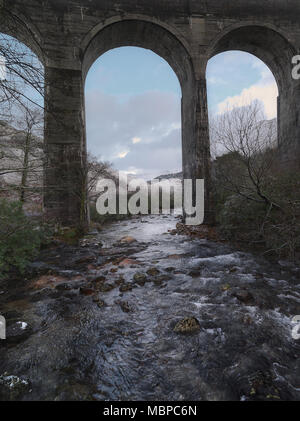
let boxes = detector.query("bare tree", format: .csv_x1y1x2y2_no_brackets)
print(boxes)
211,101,300,260
0,4,44,120
0,3,46,213
0,107,44,207
211,101,278,208
86,153,115,202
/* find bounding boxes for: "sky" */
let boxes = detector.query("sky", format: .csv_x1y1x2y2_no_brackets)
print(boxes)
85,47,278,180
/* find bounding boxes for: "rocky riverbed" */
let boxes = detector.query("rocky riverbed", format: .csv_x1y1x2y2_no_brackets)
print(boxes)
0,214,299,401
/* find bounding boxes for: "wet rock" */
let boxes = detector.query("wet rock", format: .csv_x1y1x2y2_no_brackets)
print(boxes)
91,275,106,284
119,258,140,268
119,236,137,245
174,317,201,334
98,283,115,293
153,275,172,286
116,301,134,313
55,283,73,291
164,267,175,273
54,382,95,401
188,269,201,278
243,316,253,325
101,245,145,257
133,273,147,285
5,321,32,344
56,269,83,279
63,291,78,300
97,300,106,308
27,261,57,276
0,374,31,401
245,370,281,401
99,248,125,257
96,256,106,266
112,257,125,266
232,289,254,304
29,287,55,302
119,284,133,293
67,280,86,290
79,288,95,296
79,236,103,248
167,254,185,260
153,279,163,286
147,268,160,277
32,274,68,290
75,255,95,265
114,277,124,287
2,310,23,322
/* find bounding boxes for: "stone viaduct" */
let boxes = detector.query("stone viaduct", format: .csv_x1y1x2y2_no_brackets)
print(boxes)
1,0,300,226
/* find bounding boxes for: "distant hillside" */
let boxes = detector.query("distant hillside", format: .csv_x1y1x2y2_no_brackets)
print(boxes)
0,121,44,192
155,171,182,181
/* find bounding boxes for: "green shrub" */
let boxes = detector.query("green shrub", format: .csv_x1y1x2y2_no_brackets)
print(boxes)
53,226,84,245
0,200,48,279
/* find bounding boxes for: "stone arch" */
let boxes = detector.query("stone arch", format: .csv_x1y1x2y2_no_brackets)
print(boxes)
82,19,195,91
207,24,299,151
83,20,204,183
0,7,44,63
81,18,212,223
80,14,192,62
208,24,296,92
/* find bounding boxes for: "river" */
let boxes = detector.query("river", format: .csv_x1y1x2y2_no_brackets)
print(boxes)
0,214,299,401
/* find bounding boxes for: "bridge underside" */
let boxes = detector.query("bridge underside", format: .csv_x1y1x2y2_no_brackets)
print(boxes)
1,0,300,226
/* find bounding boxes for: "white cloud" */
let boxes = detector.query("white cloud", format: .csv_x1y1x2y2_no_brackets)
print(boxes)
117,151,129,159
85,89,182,178
216,69,278,119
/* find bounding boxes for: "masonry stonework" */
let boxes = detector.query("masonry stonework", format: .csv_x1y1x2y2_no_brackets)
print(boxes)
2,0,300,225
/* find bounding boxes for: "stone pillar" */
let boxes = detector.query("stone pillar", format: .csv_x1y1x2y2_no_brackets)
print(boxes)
294,86,300,161
278,79,300,165
181,74,213,225
44,66,88,228
195,76,213,223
